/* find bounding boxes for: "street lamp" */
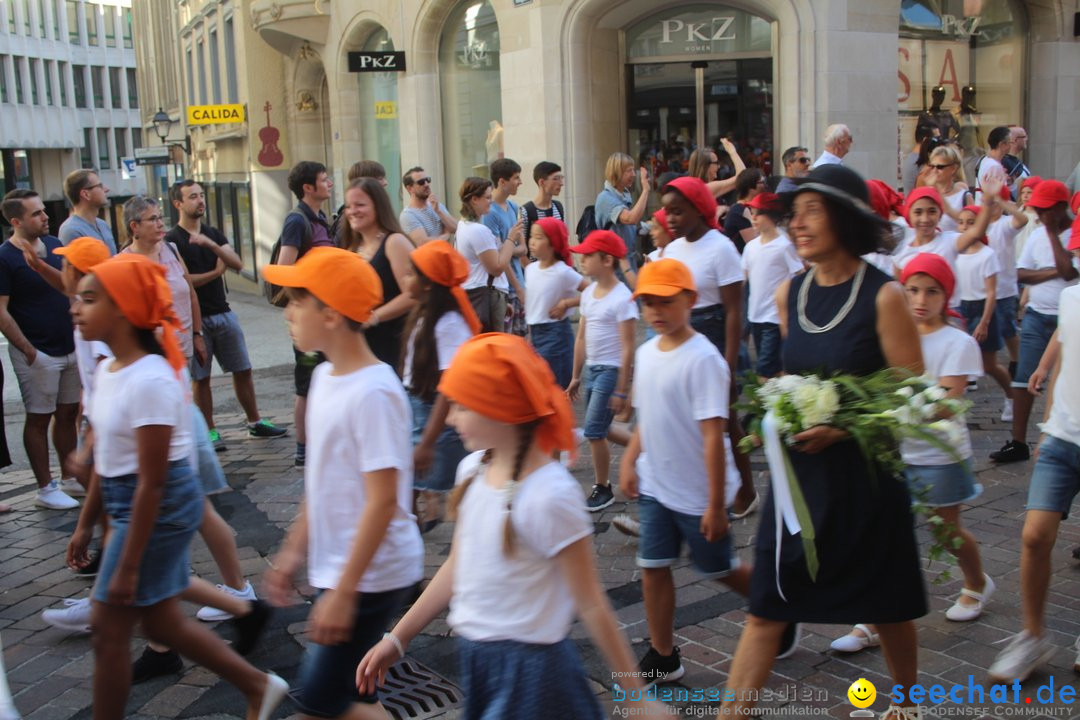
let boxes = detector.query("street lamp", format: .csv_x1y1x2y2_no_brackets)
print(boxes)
151,107,191,155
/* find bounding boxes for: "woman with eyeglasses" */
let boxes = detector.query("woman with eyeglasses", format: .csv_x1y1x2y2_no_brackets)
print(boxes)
924,144,973,233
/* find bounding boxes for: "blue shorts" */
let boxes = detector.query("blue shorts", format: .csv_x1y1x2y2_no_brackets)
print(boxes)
190,311,253,381
636,494,736,578
1012,308,1057,388
996,295,1019,340
1026,436,1080,520
529,320,574,389
960,299,1003,353
582,364,619,440
409,394,468,493
290,586,412,718
904,458,981,508
94,461,203,606
191,405,227,494
750,322,782,377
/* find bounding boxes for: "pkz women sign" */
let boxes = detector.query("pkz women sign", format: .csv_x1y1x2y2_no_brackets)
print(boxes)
626,4,771,62
348,51,407,72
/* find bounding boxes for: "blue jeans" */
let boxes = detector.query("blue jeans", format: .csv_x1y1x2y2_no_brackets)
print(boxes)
529,320,574,389
996,295,1019,340
409,394,469,493
750,322,783,377
690,304,727,354
1027,436,1080,520
636,494,737,578
1012,308,1057,388
582,364,619,440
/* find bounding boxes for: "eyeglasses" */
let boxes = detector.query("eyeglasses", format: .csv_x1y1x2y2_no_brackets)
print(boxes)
928,163,954,170
138,214,164,224
415,177,432,186
85,183,104,191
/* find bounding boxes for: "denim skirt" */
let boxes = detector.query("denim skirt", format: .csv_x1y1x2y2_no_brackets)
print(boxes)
529,320,574,389
93,460,204,606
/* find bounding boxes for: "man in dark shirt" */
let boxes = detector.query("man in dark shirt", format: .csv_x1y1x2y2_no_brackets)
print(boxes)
168,181,286,451
0,189,81,509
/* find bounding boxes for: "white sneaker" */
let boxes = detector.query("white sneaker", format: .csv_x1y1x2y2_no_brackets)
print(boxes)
988,630,1055,683
1001,398,1014,423
196,581,257,622
34,482,80,510
41,597,92,633
59,478,86,497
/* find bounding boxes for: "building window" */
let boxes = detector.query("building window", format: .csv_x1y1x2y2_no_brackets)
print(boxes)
224,17,237,103
14,58,24,103
114,128,127,159
66,0,78,42
209,28,221,104
35,0,45,36
185,49,195,106
7,3,15,34
126,68,137,108
121,7,131,48
358,27,402,211
29,58,39,104
132,127,142,151
196,39,207,104
58,61,68,105
51,0,60,39
104,5,116,46
18,0,31,35
0,56,8,103
84,2,97,45
109,66,120,108
91,65,103,107
81,128,92,167
439,0,502,185
898,0,1027,174
73,64,86,107
97,127,110,168
44,59,53,105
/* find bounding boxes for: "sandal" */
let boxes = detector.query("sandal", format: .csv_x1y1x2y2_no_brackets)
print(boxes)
730,493,760,520
945,573,995,622
829,623,880,653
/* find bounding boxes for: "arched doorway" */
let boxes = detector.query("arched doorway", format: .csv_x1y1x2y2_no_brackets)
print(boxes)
356,26,402,211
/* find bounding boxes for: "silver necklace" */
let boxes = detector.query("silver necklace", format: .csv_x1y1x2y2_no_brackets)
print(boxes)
797,262,866,334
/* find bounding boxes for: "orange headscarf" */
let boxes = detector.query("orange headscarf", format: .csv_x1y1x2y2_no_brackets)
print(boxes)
92,254,186,373
410,240,482,335
439,333,575,456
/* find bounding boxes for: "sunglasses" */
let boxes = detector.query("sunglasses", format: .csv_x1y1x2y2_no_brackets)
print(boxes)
794,157,811,164
928,163,954,170
415,177,432,186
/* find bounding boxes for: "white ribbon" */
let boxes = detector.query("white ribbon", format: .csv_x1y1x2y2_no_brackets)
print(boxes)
762,411,801,603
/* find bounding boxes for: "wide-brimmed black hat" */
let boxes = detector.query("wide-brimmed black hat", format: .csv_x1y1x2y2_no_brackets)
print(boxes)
784,164,901,251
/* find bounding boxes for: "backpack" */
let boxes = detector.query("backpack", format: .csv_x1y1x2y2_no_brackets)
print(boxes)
575,204,600,243
264,210,312,307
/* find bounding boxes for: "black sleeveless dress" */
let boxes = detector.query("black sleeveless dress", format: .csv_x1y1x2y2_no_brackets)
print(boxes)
366,238,407,372
748,263,928,623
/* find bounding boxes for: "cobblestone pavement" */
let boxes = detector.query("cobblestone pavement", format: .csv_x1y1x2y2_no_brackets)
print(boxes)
3,343,1080,719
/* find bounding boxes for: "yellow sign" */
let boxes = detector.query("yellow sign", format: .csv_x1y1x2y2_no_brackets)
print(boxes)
375,101,398,120
187,104,246,125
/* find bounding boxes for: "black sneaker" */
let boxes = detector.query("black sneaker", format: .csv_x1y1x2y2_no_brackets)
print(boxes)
990,440,1030,463
1072,545,1080,561
776,622,801,660
131,646,182,684
73,551,100,578
586,484,614,513
638,645,685,686
248,420,287,438
294,443,306,468
230,599,272,656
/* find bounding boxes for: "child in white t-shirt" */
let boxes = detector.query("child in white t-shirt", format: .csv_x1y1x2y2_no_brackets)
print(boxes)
567,230,639,513
620,259,795,684
525,218,587,388
263,248,423,719
984,191,1029,402
645,208,674,263
955,205,1013,407
740,192,804,377
400,240,478,532
357,334,661,719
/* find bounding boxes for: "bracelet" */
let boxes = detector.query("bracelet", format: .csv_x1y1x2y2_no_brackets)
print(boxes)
612,392,627,399
384,631,405,658
193,331,204,337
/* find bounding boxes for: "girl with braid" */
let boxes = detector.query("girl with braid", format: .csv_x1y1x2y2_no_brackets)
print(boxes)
357,334,662,719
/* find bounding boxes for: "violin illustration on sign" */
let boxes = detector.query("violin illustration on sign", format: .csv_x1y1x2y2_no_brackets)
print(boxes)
257,101,284,167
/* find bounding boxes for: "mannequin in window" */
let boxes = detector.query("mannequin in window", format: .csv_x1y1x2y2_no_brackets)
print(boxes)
918,86,959,142
485,120,504,162
957,85,983,157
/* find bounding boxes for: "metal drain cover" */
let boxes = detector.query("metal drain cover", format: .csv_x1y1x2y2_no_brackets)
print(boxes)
381,658,464,719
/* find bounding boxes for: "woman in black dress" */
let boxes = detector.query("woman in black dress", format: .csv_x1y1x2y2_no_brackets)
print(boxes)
339,177,416,369
724,165,927,719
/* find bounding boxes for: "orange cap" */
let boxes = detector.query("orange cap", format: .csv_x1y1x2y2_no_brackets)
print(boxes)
261,247,382,323
410,240,482,335
438,333,575,456
52,236,111,273
92,254,186,373
632,258,697,300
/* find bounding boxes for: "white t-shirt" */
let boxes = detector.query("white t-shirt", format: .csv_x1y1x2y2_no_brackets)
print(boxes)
741,233,803,324
900,326,982,466
402,311,472,391
986,216,1021,299
662,230,743,309
580,281,638,367
89,354,193,478
456,220,509,292
975,156,1005,204
893,231,961,272
633,333,740,515
646,248,664,263
1042,285,1080,445
74,327,112,408
955,245,1001,302
304,362,424,593
1017,226,1077,315
523,261,582,326
938,188,968,233
448,453,592,644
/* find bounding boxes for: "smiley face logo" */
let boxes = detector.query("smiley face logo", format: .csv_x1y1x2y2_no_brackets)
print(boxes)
847,678,876,709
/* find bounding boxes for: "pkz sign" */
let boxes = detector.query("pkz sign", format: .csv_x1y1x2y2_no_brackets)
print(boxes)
659,16,737,44
348,51,407,72
626,5,771,62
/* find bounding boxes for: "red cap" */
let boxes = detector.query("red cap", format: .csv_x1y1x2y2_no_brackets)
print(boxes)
866,180,905,221
1026,180,1069,210
665,176,720,230
1070,191,1080,216
651,208,673,237
570,229,627,259
747,192,783,212
900,253,960,315
904,186,944,225
1020,176,1043,191
1068,214,1080,252
961,205,989,245
534,217,572,266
